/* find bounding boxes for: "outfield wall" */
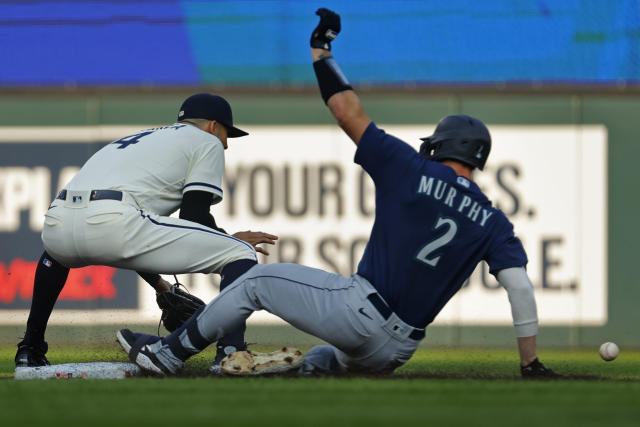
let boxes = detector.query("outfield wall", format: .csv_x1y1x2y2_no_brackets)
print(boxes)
0,93,638,348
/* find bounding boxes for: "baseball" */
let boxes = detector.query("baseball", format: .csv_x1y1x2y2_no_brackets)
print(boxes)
599,342,620,361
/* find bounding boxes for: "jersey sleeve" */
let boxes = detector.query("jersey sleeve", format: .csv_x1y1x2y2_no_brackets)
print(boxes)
354,122,422,192
484,215,528,275
183,140,225,205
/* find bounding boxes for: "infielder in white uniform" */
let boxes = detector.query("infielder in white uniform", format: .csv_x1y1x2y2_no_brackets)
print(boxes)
116,10,559,378
15,94,276,368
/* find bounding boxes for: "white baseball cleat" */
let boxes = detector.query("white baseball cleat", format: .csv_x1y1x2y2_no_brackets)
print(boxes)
220,347,304,376
116,329,179,376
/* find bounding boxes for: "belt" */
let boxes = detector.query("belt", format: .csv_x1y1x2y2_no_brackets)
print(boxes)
367,293,425,340
56,189,123,202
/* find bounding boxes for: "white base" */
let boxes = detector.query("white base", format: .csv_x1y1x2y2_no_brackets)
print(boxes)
14,362,141,380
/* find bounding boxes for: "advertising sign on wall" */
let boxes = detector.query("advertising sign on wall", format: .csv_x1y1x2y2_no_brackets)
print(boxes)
0,124,607,326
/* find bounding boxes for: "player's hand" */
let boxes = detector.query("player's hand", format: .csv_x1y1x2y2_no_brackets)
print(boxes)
520,358,562,379
310,8,341,50
232,231,278,256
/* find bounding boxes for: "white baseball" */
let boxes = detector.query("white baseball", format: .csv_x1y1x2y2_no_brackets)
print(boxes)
599,342,620,361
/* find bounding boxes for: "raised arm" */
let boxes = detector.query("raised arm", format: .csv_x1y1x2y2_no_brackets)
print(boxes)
310,8,371,145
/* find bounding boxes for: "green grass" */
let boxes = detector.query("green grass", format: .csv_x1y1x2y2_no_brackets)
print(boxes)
1,344,639,427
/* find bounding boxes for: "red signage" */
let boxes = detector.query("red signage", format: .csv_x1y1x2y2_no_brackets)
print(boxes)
0,259,117,303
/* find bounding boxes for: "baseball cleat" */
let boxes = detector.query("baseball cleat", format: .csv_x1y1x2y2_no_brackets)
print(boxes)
220,347,304,376
15,341,51,368
520,358,562,379
116,329,175,375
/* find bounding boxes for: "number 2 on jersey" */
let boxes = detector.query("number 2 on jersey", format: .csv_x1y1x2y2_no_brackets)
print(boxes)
112,130,154,149
416,216,458,267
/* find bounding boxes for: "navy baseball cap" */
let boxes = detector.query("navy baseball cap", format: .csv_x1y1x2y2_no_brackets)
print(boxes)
177,93,248,138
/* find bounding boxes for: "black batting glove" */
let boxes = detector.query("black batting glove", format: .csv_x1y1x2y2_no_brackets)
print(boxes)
520,358,562,379
310,8,341,50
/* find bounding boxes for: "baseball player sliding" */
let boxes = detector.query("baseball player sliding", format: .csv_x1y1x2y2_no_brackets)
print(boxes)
117,9,560,378
15,94,277,370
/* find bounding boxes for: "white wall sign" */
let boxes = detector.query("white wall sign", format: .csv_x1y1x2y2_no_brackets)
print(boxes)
0,124,607,326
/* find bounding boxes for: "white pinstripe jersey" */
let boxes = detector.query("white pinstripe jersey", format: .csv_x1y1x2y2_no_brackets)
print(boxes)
66,123,224,216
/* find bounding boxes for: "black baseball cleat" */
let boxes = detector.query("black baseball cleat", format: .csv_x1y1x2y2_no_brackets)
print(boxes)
116,329,179,375
521,358,562,379
209,343,247,375
15,341,51,367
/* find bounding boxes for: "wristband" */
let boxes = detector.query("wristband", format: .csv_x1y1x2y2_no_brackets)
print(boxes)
313,57,353,104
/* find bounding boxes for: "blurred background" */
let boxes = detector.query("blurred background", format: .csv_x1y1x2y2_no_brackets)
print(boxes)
0,0,638,349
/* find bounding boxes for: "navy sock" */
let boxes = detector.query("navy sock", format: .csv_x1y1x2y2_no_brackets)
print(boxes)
22,251,69,345
164,306,209,361
216,259,256,349
220,259,257,287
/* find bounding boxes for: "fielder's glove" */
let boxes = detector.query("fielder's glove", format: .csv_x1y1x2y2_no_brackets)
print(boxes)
156,283,205,332
520,358,562,379
310,8,341,50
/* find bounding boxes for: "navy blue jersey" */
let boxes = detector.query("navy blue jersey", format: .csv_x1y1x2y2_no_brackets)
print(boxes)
354,122,527,329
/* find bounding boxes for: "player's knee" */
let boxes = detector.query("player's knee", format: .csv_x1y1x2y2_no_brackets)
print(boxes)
235,244,257,262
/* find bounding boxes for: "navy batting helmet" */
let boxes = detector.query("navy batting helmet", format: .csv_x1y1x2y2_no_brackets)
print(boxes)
178,93,248,138
419,114,491,170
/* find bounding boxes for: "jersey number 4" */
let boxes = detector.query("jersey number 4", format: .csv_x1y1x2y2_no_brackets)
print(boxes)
112,130,154,149
416,216,458,267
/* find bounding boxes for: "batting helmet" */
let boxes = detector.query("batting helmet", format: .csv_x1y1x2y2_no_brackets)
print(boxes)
419,114,492,170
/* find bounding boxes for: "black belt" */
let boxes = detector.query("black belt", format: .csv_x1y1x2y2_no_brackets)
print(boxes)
56,189,123,202
367,293,425,340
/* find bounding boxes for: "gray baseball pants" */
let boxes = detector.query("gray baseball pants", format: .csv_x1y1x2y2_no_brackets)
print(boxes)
190,263,423,372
